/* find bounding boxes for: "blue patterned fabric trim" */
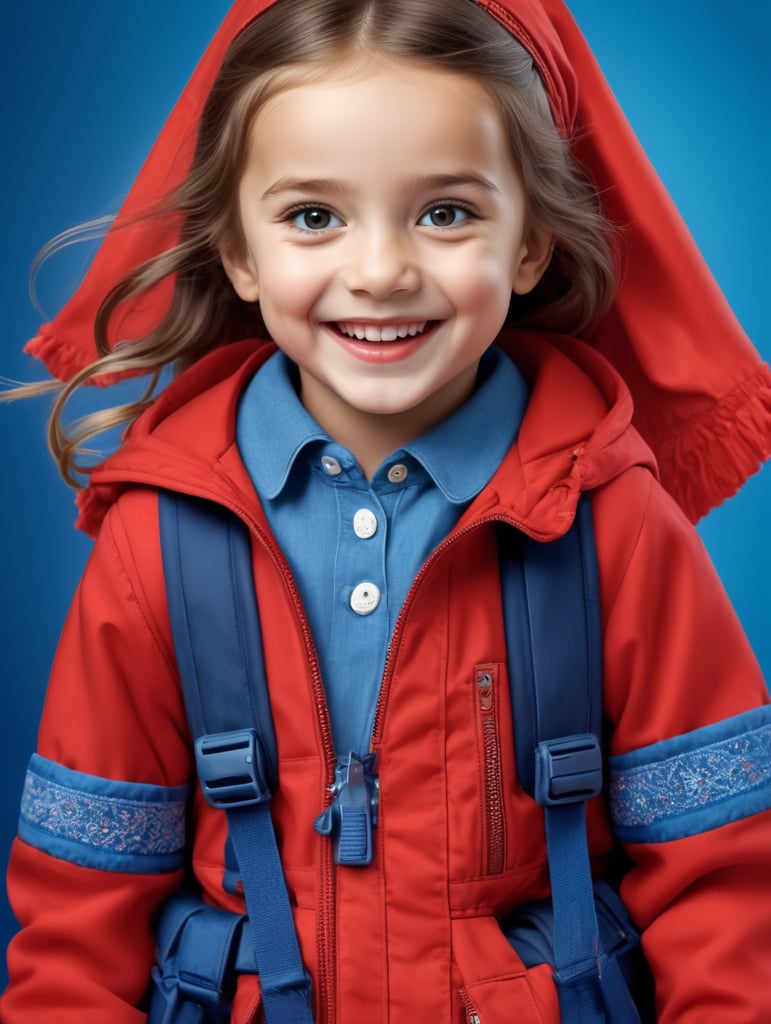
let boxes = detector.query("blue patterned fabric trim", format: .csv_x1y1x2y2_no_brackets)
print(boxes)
609,706,771,844
18,754,189,873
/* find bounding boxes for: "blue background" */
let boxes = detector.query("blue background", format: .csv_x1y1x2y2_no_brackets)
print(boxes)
1,1,769,989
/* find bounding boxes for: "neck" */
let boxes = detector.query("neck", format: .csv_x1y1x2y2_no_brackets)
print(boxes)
298,367,478,479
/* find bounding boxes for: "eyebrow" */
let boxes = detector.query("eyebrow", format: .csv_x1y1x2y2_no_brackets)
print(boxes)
413,173,502,196
261,172,501,201
261,177,353,201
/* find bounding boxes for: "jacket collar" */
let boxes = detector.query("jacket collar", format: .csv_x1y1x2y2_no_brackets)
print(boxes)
76,332,655,540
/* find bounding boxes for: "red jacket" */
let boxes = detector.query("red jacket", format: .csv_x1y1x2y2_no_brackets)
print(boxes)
3,332,770,1023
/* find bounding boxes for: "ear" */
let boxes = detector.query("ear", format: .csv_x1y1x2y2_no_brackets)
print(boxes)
512,224,554,296
220,245,260,303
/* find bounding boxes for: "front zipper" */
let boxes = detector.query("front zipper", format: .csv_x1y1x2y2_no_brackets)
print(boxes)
213,494,339,1024
477,665,505,875
459,986,482,1024
224,498,536,1022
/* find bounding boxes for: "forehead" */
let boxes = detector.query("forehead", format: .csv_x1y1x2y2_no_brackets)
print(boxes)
245,58,515,186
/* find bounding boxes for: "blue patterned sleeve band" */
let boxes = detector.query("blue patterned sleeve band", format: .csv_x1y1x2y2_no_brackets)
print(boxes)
18,753,189,873
609,706,771,844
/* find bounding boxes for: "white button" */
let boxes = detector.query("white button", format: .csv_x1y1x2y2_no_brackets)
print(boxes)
387,463,408,483
353,508,378,539
350,582,381,615
321,455,342,476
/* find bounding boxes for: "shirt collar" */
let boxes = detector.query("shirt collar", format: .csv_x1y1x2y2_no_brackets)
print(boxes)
400,347,526,502
237,347,527,503
237,351,326,499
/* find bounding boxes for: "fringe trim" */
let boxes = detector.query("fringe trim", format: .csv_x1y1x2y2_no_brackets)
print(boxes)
25,326,91,381
24,327,126,388
654,365,771,524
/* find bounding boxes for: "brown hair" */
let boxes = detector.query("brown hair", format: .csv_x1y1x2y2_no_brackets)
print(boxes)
11,0,616,487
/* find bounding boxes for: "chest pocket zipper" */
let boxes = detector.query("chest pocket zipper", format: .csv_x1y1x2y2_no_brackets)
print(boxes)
476,664,506,876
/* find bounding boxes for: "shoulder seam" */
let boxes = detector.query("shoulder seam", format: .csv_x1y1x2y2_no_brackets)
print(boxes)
107,495,178,679
603,469,653,625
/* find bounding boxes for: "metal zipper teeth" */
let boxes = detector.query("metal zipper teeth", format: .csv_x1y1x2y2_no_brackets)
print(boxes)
478,670,505,875
206,496,336,771
481,713,505,873
371,512,532,747
458,985,482,1024
215,497,338,1024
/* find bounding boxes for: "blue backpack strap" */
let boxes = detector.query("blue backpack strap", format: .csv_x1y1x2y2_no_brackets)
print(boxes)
158,491,314,1024
501,494,641,1023
503,494,602,788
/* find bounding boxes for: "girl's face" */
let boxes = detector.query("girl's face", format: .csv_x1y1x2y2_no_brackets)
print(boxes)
222,58,551,450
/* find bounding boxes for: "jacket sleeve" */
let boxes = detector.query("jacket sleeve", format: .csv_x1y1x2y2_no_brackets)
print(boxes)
595,468,771,1023
1,492,192,1022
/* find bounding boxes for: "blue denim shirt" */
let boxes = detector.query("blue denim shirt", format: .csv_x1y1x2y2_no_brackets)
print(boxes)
236,347,527,756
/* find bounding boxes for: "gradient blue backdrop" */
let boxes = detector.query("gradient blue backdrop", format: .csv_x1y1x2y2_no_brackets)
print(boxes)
1,2,769,989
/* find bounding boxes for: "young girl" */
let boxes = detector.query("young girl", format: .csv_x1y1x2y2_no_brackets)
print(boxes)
2,0,770,1021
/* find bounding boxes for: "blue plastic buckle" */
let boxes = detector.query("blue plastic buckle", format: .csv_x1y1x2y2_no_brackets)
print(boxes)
313,752,379,866
195,729,271,809
534,734,602,807
178,972,225,1008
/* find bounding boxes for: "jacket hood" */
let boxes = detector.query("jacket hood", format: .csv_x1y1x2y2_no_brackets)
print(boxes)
75,331,656,540
25,0,770,525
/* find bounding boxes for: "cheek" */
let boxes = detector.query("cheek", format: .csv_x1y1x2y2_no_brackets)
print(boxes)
438,246,517,314
254,252,325,310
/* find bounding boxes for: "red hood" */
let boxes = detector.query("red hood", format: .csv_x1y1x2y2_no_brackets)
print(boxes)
76,331,655,540
25,0,769,524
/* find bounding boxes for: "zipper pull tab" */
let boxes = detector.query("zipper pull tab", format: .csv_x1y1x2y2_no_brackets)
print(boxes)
478,669,494,712
313,752,379,866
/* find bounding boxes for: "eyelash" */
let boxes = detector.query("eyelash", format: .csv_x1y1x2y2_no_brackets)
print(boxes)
281,204,344,234
417,200,478,228
279,198,479,234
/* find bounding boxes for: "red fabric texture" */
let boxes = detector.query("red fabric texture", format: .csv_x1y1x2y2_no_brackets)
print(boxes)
4,336,770,1022
21,0,770,523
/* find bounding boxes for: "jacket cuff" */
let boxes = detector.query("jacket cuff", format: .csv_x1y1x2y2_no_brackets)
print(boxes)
18,753,189,874
609,706,771,843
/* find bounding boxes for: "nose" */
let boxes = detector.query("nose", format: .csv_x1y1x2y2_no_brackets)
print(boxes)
340,224,420,298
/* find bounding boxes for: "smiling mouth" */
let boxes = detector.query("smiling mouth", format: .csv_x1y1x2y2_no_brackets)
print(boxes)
331,320,435,342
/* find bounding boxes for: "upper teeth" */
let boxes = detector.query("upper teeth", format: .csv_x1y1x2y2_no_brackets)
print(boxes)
337,321,428,341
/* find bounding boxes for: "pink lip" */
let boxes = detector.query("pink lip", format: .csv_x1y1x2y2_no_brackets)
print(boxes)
324,321,439,363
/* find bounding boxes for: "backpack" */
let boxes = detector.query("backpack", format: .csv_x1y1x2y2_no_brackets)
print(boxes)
148,491,653,1024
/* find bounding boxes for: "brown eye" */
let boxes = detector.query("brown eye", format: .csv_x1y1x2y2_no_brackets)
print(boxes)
291,207,342,231
419,204,470,228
